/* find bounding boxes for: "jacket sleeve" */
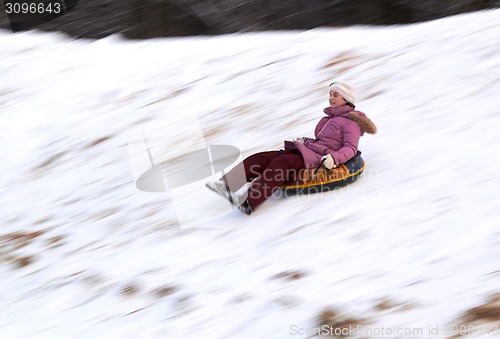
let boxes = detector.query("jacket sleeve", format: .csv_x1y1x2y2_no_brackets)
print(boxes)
326,122,362,165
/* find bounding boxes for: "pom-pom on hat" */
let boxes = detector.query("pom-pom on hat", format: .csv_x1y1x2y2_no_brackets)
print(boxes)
329,82,357,105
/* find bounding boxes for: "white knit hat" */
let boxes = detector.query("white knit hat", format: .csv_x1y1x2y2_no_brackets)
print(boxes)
329,82,357,105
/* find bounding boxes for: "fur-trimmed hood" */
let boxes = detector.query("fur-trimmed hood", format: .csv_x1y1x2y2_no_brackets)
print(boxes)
347,111,377,134
323,106,377,135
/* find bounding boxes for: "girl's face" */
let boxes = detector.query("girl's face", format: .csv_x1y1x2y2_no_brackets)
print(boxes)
329,91,347,108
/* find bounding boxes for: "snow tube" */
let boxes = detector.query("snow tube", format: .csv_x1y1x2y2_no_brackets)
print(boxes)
281,151,365,195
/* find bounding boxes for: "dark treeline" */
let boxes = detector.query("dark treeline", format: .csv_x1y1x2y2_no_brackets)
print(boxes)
1,0,499,39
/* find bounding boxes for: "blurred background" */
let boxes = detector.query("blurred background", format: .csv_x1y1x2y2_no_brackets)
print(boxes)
1,0,499,38
1,1,499,338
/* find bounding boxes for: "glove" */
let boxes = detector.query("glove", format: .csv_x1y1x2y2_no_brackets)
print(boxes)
294,137,305,143
321,154,337,169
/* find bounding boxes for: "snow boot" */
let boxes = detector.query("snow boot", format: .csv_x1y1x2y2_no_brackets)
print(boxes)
237,199,254,215
205,179,231,200
226,191,253,215
206,179,253,215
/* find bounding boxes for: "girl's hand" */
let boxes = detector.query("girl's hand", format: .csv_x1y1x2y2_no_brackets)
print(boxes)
294,137,305,143
321,154,337,169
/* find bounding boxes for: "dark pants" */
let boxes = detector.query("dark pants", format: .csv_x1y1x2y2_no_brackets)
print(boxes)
222,149,305,209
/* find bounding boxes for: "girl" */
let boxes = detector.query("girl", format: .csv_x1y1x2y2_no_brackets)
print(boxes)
206,82,376,215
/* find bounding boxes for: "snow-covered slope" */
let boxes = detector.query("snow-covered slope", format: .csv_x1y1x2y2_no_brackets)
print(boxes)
1,10,499,339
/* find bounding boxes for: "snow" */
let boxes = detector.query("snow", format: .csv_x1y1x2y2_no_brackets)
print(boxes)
1,9,499,339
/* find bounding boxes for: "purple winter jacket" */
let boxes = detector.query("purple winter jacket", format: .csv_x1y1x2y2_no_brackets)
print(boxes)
284,105,374,168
